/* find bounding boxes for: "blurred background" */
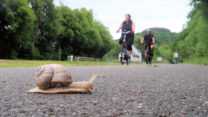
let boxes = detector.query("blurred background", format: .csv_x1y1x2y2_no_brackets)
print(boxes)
0,0,207,64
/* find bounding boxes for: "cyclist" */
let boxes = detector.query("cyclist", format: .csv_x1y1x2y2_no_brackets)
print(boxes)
116,14,135,59
141,29,155,57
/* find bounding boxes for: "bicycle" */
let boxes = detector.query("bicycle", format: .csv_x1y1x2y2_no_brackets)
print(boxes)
120,31,131,65
145,43,153,64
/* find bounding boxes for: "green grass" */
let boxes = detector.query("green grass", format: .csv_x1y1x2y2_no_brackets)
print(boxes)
0,59,172,68
184,57,208,65
0,59,120,68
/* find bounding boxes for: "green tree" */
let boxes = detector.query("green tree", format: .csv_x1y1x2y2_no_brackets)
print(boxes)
30,0,61,59
171,29,188,59
56,6,77,60
158,45,173,61
103,41,119,60
172,0,208,60
0,0,36,59
0,1,114,60
191,0,208,18
56,6,113,60
93,21,114,58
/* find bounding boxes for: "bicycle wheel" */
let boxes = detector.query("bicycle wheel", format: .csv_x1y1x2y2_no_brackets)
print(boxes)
120,57,124,65
149,51,153,64
148,55,152,64
124,55,128,65
120,47,124,65
122,47,127,64
146,54,149,64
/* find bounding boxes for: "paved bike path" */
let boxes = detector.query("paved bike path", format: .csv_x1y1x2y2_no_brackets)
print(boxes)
0,64,208,116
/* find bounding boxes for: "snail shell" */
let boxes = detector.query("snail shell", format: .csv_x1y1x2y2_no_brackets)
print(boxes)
36,64,72,90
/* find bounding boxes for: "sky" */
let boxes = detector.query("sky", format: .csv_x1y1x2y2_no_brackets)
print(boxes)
54,0,192,39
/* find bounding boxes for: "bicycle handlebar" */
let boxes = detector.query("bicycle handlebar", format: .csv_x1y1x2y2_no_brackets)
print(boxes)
122,31,131,34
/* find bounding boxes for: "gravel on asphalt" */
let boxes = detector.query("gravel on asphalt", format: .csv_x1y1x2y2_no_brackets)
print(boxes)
0,64,208,117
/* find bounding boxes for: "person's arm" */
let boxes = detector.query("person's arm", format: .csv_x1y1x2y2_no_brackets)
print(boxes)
141,37,144,44
116,23,123,33
131,22,135,33
152,37,155,44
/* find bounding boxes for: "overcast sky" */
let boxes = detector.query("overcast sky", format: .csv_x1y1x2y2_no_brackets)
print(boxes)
54,0,192,39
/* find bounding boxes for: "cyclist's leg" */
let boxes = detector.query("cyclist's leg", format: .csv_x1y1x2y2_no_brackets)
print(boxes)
150,44,154,55
144,47,148,64
127,46,132,57
127,49,132,63
127,38,133,57
144,45,147,58
119,37,123,48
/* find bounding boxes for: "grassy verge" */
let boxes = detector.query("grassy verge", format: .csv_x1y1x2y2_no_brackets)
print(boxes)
0,59,170,68
0,59,121,68
184,57,208,65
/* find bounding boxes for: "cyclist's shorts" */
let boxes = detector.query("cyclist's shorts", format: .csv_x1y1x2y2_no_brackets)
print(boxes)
144,44,153,50
119,37,134,51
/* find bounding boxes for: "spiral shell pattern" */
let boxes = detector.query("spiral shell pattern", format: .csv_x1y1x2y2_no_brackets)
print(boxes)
35,64,72,90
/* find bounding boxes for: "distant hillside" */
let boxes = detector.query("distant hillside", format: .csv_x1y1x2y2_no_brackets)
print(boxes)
136,28,177,46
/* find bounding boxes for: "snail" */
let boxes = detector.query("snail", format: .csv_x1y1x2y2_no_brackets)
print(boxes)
29,64,104,94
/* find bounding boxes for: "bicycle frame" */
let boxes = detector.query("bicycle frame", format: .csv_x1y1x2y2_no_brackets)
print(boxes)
145,43,152,64
120,31,131,65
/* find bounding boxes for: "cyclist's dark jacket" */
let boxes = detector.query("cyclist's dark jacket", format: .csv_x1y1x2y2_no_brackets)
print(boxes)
122,20,134,39
143,34,154,44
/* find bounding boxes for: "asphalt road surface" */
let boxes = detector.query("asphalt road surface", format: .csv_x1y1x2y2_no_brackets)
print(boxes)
0,64,208,117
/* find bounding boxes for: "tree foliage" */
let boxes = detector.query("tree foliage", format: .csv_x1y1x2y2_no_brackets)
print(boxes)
158,45,173,61
0,0,113,60
30,0,62,59
56,7,113,60
172,0,208,60
0,0,37,59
